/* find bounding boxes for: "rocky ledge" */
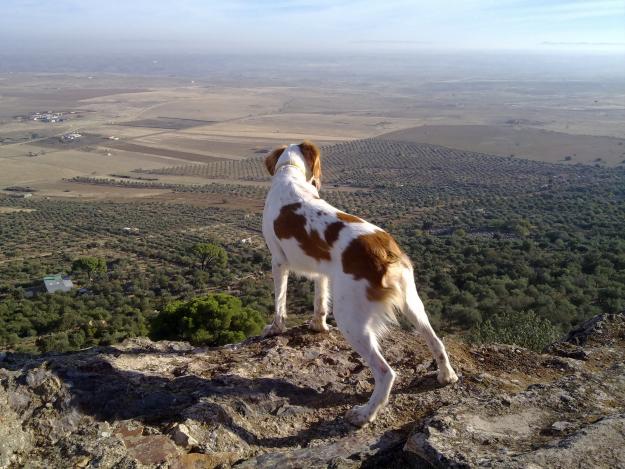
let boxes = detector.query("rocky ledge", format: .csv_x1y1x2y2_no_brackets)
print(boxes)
1,313,624,468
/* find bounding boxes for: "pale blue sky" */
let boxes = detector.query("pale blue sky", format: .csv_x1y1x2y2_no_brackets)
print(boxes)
2,0,624,53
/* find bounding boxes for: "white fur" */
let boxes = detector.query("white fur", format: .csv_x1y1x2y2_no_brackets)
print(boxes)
262,144,458,426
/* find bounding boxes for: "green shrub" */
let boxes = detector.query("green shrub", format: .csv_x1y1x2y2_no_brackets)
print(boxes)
150,293,265,346
469,310,561,351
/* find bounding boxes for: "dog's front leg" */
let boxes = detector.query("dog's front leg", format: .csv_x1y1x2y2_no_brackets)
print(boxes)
262,262,289,337
310,276,330,332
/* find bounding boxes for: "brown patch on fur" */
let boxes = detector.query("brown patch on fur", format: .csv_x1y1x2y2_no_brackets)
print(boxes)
274,203,332,261
337,212,364,223
324,221,345,247
299,141,322,188
265,145,287,175
342,230,409,302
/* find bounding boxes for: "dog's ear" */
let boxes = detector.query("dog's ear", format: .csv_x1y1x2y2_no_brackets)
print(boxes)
265,145,287,175
299,140,322,185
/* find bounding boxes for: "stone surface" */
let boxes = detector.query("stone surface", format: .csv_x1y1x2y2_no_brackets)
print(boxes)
171,423,199,448
403,312,625,468
0,312,623,468
123,434,179,466
0,389,31,469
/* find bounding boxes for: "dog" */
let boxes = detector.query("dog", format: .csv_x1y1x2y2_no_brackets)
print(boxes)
261,141,458,426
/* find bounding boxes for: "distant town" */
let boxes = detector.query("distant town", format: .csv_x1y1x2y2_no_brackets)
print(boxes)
30,111,67,123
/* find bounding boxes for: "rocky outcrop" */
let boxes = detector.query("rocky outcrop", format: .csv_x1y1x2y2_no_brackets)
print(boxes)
404,312,625,468
0,313,624,468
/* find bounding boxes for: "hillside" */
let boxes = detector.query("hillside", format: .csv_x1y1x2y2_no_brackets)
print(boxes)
3,138,625,356
1,312,624,468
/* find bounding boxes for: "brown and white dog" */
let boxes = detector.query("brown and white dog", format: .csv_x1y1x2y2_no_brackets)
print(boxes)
262,141,458,426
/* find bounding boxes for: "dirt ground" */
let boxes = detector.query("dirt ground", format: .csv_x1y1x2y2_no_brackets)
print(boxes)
380,124,625,167
0,206,36,214
145,191,265,212
30,182,173,200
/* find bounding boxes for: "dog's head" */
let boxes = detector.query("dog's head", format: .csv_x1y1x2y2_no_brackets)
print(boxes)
265,141,322,190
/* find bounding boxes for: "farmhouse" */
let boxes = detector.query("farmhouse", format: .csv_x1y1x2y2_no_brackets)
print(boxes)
22,274,75,297
43,274,74,294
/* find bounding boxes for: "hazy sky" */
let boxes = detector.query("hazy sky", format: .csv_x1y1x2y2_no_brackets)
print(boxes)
2,0,624,54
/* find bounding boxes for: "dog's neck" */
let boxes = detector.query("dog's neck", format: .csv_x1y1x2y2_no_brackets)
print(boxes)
274,144,308,179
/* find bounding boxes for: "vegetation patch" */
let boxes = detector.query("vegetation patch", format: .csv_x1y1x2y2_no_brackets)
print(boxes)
1,139,624,353
469,311,562,352
150,293,265,346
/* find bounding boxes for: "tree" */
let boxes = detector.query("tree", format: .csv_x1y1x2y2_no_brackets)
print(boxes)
192,243,228,271
150,293,265,346
72,257,107,281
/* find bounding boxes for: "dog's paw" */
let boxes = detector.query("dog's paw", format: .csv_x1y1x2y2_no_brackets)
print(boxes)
437,367,459,385
309,317,330,333
345,405,374,427
262,323,287,337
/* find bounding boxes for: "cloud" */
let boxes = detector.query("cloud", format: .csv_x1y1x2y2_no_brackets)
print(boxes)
494,0,625,22
1,0,624,53
541,41,625,46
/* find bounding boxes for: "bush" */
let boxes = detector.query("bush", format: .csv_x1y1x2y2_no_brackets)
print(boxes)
36,332,71,353
150,293,265,346
469,310,561,352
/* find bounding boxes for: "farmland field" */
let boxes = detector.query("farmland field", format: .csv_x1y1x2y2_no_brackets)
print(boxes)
2,135,624,353
380,125,625,167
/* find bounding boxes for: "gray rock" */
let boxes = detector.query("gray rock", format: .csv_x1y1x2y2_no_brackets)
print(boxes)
171,423,199,448
513,414,625,468
550,420,573,433
404,360,625,468
562,311,625,346
0,314,624,468
0,388,32,469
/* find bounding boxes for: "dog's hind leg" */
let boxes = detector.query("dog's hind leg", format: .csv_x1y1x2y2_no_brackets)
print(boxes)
263,261,289,337
343,326,395,427
401,269,458,384
310,276,330,332
333,294,396,426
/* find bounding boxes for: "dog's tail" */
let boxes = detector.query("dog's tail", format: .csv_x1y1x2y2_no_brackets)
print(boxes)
373,262,436,333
